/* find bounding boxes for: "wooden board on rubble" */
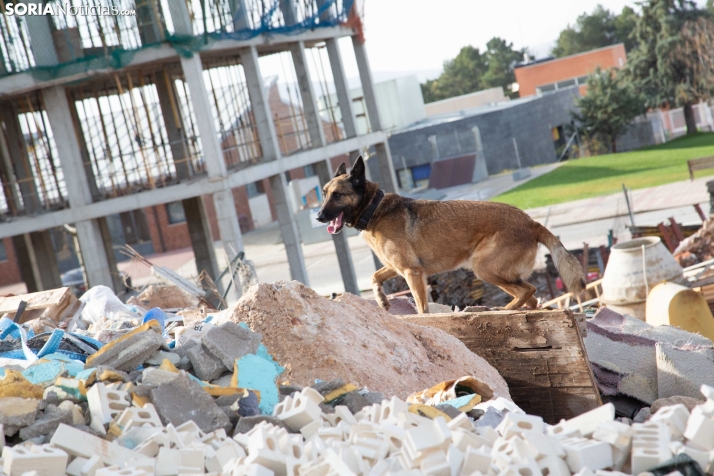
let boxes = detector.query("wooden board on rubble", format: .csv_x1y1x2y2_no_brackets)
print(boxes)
398,309,601,423
0,287,79,325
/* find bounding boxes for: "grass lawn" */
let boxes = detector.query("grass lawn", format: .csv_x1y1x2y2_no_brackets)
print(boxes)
492,132,714,209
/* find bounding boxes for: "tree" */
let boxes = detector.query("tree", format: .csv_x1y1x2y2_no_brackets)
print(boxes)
420,38,526,103
552,5,640,57
572,68,644,153
625,0,714,134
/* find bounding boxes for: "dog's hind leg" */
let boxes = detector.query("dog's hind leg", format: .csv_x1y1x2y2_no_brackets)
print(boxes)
372,266,398,310
403,268,429,314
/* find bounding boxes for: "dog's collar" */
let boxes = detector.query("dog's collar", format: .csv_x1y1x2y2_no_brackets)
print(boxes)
355,189,384,232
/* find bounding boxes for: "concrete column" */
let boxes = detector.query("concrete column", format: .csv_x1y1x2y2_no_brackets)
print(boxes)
21,1,58,67
325,39,357,138
315,160,359,294
12,231,61,292
269,173,309,285
213,188,244,301
135,0,164,44
351,37,382,132
42,86,93,208
229,0,251,30
279,0,298,27
97,216,125,292
156,69,191,180
242,46,282,160
374,142,399,194
74,220,115,289
166,0,193,35
0,103,40,214
180,55,227,178
182,196,219,279
291,41,326,148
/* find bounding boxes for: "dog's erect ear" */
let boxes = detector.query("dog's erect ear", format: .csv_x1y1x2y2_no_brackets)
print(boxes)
334,162,347,177
350,155,364,179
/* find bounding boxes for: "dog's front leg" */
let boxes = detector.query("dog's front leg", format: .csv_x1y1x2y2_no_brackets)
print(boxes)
404,269,429,314
372,266,397,310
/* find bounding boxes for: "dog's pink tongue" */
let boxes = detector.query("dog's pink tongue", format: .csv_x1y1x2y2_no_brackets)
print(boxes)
327,212,344,234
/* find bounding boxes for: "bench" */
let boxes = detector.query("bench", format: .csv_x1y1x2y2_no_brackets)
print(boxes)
688,156,714,180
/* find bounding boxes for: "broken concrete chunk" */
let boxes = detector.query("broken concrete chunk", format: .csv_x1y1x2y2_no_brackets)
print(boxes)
141,368,179,386
436,403,464,419
234,353,282,415
0,398,40,436
85,322,165,372
201,323,261,370
144,351,181,367
185,344,225,382
0,370,44,399
651,396,705,414
311,379,345,395
585,308,714,404
150,372,231,433
18,405,72,441
233,415,291,436
339,391,370,415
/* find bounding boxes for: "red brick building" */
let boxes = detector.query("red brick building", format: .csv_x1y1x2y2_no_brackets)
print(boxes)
514,44,627,97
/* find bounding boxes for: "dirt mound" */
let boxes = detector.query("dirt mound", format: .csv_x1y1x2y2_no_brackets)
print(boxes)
134,285,198,309
213,281,510,400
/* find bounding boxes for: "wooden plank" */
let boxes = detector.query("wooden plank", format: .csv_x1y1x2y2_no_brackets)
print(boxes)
0,287,77,324
398,309,602,423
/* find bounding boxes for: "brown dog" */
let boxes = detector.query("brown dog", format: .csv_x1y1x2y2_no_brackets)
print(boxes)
316,156,585,313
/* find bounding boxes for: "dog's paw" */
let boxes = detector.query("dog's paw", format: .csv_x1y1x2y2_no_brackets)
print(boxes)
376,294,390,310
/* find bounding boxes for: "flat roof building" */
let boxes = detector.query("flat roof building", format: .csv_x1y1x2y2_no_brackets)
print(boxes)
514,44,627,97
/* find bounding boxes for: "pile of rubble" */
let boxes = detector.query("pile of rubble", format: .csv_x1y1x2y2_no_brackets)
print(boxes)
2,277,714,475
674,218,714,266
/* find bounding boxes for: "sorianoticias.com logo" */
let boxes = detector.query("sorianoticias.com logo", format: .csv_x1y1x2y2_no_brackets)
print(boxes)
4,3,136,16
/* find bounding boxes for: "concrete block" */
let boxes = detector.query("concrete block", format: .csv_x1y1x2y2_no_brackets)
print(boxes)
115,403,162,431
18,405,72,440
202,322,261,369
234,416,290,436
2,444,68,476
404,417,451,461
497,413,544,438
274,393,322,432
50,423,147,466
69,455,103,476
185,344,226,382
87,383,131,434
57,401,85,426
560,436,613,472
446,413,474,433
85,322,165,372
144,351,182,367
684,406,714,450
95,467,147,476
631,422,672,474
551,403,616,439
475,425,499,446
522,430,565,459
379,397,409,423
206,441,245,473
650,404,690,440
451,429,491,453
150,372,231,433
538,454,571,476
592,420,634,451
419,449,450,475
155,447,180,476
244,425,287,475
0,398,40,436
461,446,492,474
141,368,179,386
179,445,205,471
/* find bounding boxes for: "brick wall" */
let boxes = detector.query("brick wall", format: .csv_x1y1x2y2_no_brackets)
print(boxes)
515,44,626,97
0,238,22,287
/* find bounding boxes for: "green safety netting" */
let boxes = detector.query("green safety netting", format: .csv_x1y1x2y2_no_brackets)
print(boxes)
1,0,355,83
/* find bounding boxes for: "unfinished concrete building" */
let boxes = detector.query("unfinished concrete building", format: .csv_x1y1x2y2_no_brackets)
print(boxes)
0,0,396,298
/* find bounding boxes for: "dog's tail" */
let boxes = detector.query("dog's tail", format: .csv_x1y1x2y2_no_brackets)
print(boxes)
536,224,586,295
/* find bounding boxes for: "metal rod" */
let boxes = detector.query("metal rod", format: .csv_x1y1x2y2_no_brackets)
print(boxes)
622,183,635,226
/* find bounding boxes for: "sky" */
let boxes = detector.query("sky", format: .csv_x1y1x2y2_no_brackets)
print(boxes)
343,0,707,82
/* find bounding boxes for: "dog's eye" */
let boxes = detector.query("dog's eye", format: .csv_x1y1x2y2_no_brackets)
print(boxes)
332,192,341,199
